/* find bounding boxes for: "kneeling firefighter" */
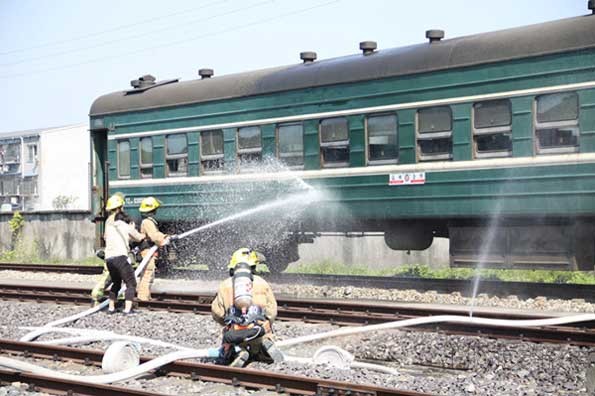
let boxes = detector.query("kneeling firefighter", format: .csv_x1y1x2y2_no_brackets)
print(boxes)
211,248,284,367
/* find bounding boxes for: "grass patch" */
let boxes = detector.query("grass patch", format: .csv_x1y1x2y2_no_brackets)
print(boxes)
286,259,400,277
0,239,103,266
287,261,595,284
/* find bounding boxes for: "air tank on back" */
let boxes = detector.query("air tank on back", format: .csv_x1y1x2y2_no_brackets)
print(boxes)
232,262,254,313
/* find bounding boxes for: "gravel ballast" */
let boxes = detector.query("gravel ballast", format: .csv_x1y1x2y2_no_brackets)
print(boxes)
1,269,594,313
0,300,592,395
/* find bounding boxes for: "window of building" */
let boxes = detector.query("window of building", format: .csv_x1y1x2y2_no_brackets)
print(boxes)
535,92,579,154
473,99,512,158
417,106,452,161
277,123,304,168
165,134,188,177
139,137,153,178
26,144,38,164
367,114,398,164
0,142,21,175
117,140,130,178
3,143,20,163
237,126,262,171
320,117,349,167
200,130,224,173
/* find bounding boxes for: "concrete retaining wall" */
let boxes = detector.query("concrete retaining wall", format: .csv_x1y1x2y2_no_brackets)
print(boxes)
0,212,449,267
295,235,450,269
0,211,95,261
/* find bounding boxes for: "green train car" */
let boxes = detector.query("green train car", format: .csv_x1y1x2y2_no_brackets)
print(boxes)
90,9,595,271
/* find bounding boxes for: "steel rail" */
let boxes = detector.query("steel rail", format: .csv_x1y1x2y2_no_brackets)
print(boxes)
2,262,595,302
0,339,431,396
1,282,595,347
0,369,165,396
0,263,103,275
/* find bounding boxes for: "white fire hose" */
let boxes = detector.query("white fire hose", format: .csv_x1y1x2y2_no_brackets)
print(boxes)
19,245,158,342
4,313,594,384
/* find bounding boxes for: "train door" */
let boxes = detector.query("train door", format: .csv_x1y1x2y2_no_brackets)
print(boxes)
90,126,108,248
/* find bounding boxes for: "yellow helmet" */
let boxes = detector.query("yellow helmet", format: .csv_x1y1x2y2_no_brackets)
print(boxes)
139,196,161,213
105,194,124,211
228,248,259,269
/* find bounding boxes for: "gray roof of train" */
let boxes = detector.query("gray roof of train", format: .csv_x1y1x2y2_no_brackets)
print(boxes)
90,14,595,117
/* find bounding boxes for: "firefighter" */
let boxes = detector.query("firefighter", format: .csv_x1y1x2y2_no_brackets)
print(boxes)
90,251,110,306
103,194,145,314
137,197,171,301
211,248,284,367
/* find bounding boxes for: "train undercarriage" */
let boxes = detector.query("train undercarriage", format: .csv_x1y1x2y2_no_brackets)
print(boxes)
161,216,595,273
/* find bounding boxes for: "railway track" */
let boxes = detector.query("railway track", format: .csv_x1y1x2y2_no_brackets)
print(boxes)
0,263,103,275
0,339,430,396
2,262,594,301
1,282,594,347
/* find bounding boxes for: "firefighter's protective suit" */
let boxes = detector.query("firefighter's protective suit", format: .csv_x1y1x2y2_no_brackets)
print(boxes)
138,197,169,301
211,249,284,367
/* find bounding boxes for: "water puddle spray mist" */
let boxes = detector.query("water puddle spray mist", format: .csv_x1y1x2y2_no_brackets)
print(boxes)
468,197,504,317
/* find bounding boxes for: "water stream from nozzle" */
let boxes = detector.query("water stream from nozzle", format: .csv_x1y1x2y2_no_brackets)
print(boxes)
176,186,321,240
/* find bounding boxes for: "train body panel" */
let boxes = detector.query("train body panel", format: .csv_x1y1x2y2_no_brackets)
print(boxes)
90,12,595,271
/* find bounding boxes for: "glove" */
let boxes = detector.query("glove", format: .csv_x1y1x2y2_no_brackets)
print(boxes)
224,315,243,326
244,305,266,324
223,307,242,326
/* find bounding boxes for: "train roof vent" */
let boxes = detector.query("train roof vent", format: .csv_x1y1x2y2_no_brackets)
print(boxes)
199,68,214,79
359,41,377,55
126,75,178,95
300,51,317,64
130,74,156,89
426,30,444,44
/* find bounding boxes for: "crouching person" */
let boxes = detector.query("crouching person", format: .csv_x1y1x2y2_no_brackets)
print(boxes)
211,248,284,367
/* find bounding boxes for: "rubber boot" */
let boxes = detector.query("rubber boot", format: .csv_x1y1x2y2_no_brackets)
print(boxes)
262,338,284,363
215,344,233,365
229,349,249,368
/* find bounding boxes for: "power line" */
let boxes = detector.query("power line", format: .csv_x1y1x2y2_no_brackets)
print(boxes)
0,0,228,56
0,0,273,67
0,0,340,80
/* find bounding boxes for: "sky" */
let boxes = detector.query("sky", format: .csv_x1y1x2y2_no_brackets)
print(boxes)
0,0,588,133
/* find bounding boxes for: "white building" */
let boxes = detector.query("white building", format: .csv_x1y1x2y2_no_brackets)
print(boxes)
0,124,90,212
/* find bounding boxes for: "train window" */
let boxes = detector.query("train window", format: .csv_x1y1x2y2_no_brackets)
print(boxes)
417,107,452,161
535,92,579,154
201,130,224,174
165,134,188,177
474,100,511,129
472,100,512,158
320,117,349,167
277,123,304,168
117,140,130,179
139,137,153,178
237,126,262,172
537,92,578,123
418,107,452,133
366,114,398,164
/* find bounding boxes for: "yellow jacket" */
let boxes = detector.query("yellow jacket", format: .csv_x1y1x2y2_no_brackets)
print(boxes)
211,275,277,326
140,217,167,252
